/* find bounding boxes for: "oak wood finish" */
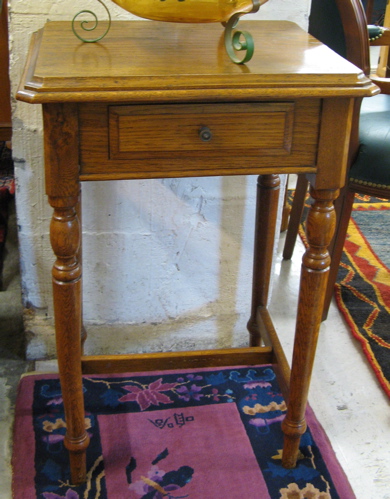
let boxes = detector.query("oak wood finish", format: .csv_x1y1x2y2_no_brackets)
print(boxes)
80,99,320,180
17,20,378,484
282,186,338,468
256,306,291,402
43,103,89,484
81,346,274,374
18,21,375,104
247,174,280,346
108,102,294,159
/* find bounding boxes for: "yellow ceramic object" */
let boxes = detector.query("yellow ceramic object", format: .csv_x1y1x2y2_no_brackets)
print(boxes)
111,0,263,23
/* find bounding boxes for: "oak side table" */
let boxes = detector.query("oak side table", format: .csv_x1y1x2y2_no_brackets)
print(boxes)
17,20,378,485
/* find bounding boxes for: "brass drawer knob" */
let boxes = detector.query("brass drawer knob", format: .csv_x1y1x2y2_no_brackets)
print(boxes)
199,126,213,142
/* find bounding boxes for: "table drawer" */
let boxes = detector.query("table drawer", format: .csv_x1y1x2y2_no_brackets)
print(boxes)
109,103,294,159
79,100,321,180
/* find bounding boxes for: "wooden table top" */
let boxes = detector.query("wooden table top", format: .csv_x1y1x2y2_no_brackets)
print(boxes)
17,20,378,103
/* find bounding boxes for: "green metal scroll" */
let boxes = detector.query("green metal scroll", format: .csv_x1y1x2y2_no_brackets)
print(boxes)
224,14,255,64
223,0,261,64
72,0,111,43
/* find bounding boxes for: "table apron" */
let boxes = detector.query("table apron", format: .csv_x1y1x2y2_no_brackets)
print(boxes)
78,99,321,180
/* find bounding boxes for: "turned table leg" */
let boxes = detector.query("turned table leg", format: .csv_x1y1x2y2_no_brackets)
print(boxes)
44,103,89,484
49,195,89,484
282,186,338,468
247,174,280,346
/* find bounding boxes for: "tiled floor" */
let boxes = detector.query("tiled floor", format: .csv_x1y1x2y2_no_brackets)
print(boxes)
1,199,389,498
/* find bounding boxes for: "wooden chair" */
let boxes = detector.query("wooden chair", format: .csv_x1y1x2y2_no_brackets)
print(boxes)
283,0,390,320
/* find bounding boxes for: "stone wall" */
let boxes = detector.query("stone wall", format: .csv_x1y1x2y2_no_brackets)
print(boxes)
8,0,311,359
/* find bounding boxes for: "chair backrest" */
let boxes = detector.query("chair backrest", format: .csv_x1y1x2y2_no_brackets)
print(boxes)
375,1,390,80
309,0,346,58
309,0,371,76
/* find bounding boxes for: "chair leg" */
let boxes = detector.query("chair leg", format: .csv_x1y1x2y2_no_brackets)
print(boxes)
283,174,309,260
321,187,356,321
280,175,291,232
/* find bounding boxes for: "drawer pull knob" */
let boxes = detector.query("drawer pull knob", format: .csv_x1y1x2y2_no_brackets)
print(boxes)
199,126,213,142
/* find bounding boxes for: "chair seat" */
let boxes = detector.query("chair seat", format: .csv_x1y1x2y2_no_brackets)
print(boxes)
350,94,390,190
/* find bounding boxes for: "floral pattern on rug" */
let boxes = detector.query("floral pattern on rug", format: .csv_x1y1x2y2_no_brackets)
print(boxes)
126,448,194,498
31,366,342,498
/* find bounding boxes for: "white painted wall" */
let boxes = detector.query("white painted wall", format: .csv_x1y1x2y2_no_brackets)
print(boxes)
8,0,311,359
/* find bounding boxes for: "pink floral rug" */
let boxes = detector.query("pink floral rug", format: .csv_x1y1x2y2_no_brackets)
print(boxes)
12,365,355,498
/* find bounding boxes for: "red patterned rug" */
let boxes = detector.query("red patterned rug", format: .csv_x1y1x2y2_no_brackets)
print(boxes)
334,195,390,398
12,366,355,498
295,193,390,398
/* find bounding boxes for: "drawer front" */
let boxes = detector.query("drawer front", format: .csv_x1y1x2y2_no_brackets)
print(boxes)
79,100,320,180
109,103,294,159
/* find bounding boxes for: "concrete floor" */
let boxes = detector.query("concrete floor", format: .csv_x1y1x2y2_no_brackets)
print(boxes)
0,202,34,498
1,198,389,498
